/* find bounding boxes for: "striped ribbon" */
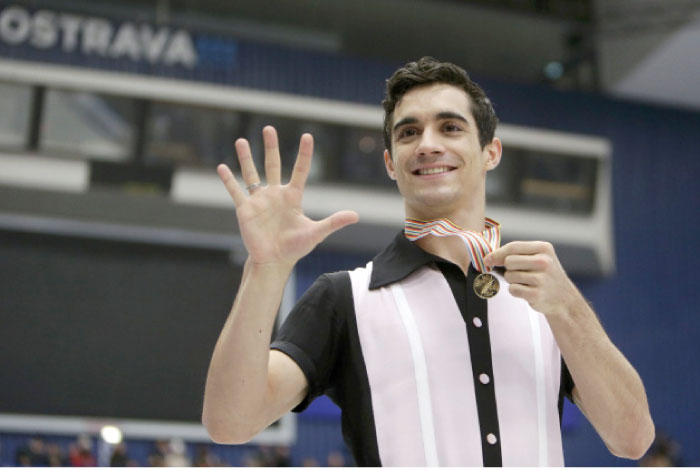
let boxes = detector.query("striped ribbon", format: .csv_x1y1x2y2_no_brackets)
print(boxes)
404,217,501,273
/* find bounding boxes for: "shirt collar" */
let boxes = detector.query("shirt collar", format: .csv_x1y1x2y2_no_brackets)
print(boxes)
369,230,449,289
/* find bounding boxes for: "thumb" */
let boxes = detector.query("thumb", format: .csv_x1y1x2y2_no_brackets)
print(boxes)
314,210,360,242
484,247,506,267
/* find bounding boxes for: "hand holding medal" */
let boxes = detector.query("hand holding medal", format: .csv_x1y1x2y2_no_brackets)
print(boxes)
484,241,582,316
405,218,502,299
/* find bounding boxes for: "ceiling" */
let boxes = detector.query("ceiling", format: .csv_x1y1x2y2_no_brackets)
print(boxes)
57,0,700,111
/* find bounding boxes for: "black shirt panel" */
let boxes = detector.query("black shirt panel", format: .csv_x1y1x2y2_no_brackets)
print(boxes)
271,273,344,411
438,262,502,466
561,359,574,399
558,358,575,423
271,272,381,466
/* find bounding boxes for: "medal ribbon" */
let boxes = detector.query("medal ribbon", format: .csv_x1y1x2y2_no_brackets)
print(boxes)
404,217,501,273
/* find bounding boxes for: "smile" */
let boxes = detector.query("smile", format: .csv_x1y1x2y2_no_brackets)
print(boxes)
414,166,454,176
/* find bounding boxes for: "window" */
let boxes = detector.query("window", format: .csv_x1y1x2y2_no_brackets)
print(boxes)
489,145,598,214
145,102,242,168
338,128,389,187
243,115,340,183
40,90,136,161
0,82,31,149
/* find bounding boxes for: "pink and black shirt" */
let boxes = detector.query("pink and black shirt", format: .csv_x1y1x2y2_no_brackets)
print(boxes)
271,232,574,466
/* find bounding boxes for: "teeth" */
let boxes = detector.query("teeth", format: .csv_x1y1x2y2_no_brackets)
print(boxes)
418,166,450,175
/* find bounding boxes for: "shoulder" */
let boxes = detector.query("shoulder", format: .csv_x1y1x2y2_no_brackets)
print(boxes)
297,271,350,305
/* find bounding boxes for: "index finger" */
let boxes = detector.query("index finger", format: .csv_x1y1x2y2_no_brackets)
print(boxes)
485,241,550,266
289,133,313,191
217,163,245,207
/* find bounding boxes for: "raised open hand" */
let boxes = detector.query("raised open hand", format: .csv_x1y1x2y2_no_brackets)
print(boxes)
218,126,359,269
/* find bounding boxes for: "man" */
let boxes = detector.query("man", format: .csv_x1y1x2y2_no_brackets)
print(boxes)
202,57,654,466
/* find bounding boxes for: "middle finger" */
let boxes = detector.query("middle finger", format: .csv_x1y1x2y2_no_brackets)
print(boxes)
263,126,282,186
502,254,544,271
235,138,262,187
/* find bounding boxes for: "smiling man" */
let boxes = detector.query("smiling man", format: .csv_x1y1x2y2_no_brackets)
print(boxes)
202,57,654,466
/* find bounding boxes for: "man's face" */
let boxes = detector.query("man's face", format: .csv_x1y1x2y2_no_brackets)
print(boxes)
384,83,501,220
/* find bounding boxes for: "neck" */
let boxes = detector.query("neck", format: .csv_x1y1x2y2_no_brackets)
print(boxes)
416,235,472,275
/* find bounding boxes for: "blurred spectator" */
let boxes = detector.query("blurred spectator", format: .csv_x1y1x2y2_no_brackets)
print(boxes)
326,450,345,467
301,456,319,466
193,445,224,467
243,445,290,467
270,446,291,466
242,451,263,467
46,443,66,466
148,438,191,467
639,431,683,467
148,439,169,467
68,434,96,467
164,438,191,467
109,442,129,467
15,437,49,466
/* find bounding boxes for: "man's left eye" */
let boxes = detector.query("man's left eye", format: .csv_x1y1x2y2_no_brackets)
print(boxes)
444,123,461,132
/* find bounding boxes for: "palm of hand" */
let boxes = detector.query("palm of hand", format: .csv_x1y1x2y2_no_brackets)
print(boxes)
218,127,358,268
236,185,319,265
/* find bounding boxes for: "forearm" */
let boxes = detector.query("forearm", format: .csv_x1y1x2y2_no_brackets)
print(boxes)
202,258,293,443
547,290,654,459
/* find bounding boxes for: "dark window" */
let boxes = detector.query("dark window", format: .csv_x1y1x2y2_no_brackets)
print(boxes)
40,90,136,161
0,81,32,149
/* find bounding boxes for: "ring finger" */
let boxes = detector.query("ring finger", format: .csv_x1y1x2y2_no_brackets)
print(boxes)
235,138,262,189
504,269,538,287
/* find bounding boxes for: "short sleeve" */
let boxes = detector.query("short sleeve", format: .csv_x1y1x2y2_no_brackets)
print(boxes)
270,272,347,412
561,358,575,400
557,358,576,423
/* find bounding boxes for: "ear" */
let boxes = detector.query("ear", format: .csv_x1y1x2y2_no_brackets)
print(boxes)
483,137,502,171
384,149,397,180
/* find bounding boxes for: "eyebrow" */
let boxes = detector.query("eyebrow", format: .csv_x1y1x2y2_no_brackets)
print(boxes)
392,111,469,133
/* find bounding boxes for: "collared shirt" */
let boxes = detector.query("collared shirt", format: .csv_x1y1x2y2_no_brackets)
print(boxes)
271,231,574,466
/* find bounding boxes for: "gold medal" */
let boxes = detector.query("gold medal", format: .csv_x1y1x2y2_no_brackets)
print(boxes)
473,272,499,299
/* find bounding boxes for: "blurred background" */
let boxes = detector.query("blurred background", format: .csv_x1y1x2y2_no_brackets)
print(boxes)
0,0,698,466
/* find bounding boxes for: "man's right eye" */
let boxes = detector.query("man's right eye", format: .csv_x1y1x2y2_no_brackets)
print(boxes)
398,128,418,139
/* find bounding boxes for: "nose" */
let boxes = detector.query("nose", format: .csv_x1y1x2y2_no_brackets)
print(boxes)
415,128,445,157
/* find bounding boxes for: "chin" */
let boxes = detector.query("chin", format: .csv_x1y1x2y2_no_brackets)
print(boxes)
408,193,462,215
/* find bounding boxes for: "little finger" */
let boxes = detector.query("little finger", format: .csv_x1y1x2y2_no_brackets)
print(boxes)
508,282,537,305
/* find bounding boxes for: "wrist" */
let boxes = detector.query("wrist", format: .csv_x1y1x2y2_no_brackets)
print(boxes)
245,257,295,279
545,287,591,326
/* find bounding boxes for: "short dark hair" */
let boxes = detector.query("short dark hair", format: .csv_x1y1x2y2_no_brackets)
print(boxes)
382,57,498,153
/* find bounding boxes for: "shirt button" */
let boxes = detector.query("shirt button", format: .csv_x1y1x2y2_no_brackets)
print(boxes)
472,317,482,328
479,373,490,385
486,433,498,445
